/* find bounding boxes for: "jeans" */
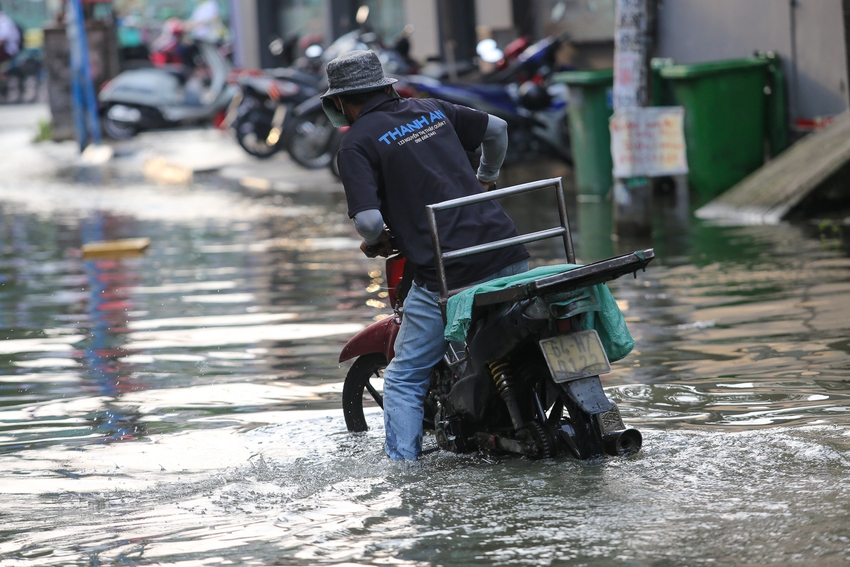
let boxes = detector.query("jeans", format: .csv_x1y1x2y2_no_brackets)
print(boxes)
382,259,529,460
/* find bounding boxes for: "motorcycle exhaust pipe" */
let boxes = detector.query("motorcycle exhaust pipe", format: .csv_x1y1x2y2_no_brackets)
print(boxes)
603,428,642,457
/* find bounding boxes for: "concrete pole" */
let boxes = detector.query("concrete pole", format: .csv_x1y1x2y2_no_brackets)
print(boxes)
612,0,653,237
436,0,477,79
843,0,850,107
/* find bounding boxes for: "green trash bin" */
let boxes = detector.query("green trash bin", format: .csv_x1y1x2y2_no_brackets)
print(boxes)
552,69,614,198
659,58,770,202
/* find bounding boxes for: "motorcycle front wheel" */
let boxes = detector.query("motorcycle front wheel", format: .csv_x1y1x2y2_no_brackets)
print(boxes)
342,353,386,432
284,108,334,169
234,110,281,158
102,110,138,140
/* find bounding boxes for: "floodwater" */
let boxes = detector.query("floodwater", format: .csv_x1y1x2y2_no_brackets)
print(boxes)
1,157,850,566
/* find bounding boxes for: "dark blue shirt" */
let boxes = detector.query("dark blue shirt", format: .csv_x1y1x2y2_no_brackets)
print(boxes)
338,92,529,290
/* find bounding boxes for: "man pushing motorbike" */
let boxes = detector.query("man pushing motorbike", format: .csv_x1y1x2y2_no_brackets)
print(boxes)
321,50,529,460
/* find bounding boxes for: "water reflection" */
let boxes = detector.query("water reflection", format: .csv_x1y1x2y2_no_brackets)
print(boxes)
0,178,849,565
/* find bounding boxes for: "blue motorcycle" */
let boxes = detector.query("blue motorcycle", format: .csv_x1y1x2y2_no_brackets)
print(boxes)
407,36,573,166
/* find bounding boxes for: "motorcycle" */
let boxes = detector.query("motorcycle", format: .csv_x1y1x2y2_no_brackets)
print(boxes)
270,25,419,170
339,178,654,460
226,71,321,159
406,36,573,166
98,41,238,139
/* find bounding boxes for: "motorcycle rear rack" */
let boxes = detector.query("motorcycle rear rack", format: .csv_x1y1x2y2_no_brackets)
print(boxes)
471,249,655,307
425,177,655,310
426,177,574,302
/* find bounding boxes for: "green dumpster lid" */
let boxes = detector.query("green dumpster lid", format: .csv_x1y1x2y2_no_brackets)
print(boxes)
659,57,768,79
552,69,614,86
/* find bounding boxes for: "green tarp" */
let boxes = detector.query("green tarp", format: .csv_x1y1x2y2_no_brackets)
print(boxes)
444,264,635,362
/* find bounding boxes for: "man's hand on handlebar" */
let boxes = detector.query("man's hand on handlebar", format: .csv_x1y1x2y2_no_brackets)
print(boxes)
361,229,394,258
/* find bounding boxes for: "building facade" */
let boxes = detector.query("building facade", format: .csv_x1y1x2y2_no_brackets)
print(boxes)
232,0,517,70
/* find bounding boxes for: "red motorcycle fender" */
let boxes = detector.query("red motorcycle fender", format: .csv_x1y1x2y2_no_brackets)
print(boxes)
338,315,400,363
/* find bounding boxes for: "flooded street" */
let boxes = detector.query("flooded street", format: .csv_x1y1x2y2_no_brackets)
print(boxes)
1,127,850,566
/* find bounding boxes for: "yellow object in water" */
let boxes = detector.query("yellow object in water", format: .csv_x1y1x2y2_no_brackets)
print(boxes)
81,238,151,259
24,29,44,50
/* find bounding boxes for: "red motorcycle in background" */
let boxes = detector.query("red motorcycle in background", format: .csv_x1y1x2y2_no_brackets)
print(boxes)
338,178,654,460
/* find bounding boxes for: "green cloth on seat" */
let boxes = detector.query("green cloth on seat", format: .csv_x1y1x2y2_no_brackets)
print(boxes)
444,264,635,362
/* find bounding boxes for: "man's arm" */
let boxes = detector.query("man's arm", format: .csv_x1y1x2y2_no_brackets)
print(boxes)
353,209,393,258
477,115,508,188
353,209,384,245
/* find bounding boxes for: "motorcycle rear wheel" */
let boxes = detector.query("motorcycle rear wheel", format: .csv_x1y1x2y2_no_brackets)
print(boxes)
342,353,387,432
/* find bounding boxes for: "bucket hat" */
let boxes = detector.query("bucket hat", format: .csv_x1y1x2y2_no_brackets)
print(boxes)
321,49,399,127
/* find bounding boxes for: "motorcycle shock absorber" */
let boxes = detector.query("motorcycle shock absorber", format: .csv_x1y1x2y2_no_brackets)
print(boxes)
488,359,525,431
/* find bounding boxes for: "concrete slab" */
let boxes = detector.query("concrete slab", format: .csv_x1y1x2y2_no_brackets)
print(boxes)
696,112,850,224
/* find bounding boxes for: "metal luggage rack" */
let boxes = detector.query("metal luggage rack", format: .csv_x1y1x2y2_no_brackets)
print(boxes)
425,177,654,309
471,249,655,307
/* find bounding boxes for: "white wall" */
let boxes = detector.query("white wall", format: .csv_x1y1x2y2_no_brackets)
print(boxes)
655,0,849,122
234,0,260,68
794,0,849,119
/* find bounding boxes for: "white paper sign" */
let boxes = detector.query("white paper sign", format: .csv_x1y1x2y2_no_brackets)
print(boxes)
610,106,689,178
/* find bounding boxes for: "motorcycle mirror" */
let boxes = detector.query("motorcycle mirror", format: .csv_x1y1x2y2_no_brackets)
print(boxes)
305,44,323,58
476,39,504,64
356,5,369,24
269,38,284,56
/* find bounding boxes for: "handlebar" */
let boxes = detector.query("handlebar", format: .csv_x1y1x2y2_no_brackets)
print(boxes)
363,231,397,257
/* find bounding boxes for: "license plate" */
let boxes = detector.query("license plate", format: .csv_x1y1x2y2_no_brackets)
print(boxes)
539,330,611,383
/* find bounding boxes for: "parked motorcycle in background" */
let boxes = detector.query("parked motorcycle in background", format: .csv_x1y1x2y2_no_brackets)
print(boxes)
227,71,320,159
99,41,237,139
242,18,419,170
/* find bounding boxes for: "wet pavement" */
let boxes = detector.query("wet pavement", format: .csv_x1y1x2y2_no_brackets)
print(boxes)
1,105,850,566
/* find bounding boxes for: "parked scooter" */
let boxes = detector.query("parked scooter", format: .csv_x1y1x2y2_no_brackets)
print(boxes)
99,41,238,139
339,178,654,460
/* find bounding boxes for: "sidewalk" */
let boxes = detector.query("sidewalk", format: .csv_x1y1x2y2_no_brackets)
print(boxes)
0,103,342,196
